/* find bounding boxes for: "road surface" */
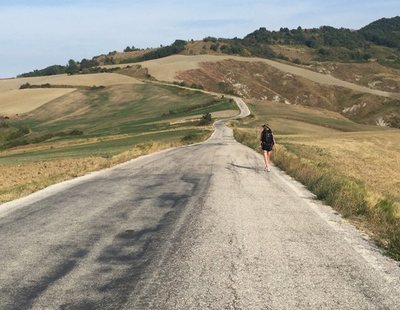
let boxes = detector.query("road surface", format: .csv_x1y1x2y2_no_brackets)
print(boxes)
0,99,399,309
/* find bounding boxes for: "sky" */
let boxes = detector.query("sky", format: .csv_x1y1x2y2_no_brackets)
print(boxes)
0,0,399,78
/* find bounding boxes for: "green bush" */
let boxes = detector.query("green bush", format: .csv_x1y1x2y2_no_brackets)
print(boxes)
198,112,212,125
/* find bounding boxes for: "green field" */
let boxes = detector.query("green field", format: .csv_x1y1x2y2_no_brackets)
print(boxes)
0,82,237,202
1,83,237,159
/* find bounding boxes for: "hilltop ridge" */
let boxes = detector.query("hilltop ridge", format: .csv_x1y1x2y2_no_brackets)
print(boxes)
19,16,400,78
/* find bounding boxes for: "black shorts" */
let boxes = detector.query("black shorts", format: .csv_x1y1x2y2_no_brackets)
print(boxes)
261,142,273,151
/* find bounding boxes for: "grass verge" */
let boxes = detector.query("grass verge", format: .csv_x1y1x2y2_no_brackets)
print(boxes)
233,127,400,260
0,130,211,203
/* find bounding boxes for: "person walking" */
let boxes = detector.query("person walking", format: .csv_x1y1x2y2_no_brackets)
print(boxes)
260,124,275,172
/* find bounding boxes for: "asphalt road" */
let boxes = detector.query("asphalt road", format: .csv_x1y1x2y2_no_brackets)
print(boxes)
1,98,400,309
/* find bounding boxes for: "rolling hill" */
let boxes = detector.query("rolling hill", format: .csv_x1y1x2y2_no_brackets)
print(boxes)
12,16,400,128
1,17,400,257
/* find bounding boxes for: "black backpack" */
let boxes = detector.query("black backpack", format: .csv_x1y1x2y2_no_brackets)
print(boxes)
262,129,273,144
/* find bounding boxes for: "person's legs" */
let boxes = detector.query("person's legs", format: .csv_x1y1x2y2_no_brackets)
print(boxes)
263,150,269,169
266,150,272,171
263,146,274,171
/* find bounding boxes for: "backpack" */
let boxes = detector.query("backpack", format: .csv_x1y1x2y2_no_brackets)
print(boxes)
262,129,273,144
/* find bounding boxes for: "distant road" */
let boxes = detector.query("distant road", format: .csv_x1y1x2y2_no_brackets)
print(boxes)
1,98,399,309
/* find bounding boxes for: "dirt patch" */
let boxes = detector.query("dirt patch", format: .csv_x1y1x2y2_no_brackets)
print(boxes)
176,59,400,125
307,62,400,92
108,54,400,100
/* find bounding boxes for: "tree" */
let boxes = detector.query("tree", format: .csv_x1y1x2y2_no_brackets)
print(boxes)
66,59,79,75
80,58,98,69
199,112,212,125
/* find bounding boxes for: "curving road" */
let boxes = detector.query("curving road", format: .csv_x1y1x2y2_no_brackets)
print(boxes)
0,98,400,309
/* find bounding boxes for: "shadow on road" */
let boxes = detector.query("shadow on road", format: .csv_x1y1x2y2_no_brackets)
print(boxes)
228,163,255,170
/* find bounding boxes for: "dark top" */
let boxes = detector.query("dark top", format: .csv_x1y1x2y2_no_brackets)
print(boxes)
260,128,274,145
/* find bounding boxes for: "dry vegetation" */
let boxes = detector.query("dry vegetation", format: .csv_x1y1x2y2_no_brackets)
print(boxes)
0,81,234,203
270,44,316,62
94,49,155,65
0,88,76,116
306,62,400,92
2,49,399,256
177,59,400,126
0,73,142,118
182,41,226,56
0,73,141,91
0,141,180,203
117,65,152,80
232,99,400,258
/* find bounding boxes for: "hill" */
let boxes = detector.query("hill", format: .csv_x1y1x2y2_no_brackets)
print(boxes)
5,17,400,128
103,54,400,128
0,82,238,202
359,16,400,48
18,16,400,79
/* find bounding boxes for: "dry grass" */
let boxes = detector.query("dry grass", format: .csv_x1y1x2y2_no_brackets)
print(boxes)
182,41,226,56
0,73,142,117
270,45,316,62
0,140,180,203
279,130,400,203
234,126,400,258
0,73,142,91
104,55,400,101
0,82,221,203
307,62,400,92
177,60,400,125
232,98,400,258
94,49,155,64
235,99,399,204
0,89,76,116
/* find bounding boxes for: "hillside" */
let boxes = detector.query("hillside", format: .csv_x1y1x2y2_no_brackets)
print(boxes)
18,16,400,77
7,16,400,128
102,54,400,128
0,81,238,202
359,16,400,48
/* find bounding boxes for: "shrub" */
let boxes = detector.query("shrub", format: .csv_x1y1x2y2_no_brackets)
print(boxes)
0,120,9,128
20,83,31,89
293,58,302,64
69,129,84,136
198,113,212,126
